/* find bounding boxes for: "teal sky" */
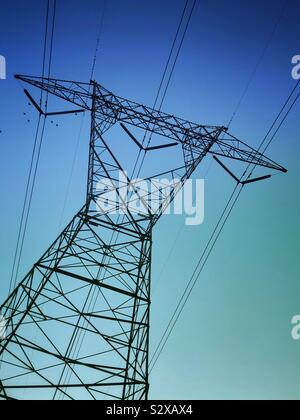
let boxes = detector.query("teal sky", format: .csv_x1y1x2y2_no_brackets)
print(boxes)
0,0,299,400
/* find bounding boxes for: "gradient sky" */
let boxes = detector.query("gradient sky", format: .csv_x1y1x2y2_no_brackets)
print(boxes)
0,0,300,400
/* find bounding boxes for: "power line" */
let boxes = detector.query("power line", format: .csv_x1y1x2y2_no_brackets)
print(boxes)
227,0,288,128
8,0,53,295
262,84,300,153
91,0,107,81
40,0,50,106
8,0,57,296
46,0,57,83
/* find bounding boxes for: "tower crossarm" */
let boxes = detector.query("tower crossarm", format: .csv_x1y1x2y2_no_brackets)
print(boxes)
15,75,287,174
15,74,93,109
208,131,287,173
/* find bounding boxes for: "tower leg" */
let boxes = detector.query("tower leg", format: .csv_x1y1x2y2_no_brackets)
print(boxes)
0,208,151,400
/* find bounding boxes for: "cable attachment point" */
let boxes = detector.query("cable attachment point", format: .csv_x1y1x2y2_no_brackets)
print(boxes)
213,155,272,186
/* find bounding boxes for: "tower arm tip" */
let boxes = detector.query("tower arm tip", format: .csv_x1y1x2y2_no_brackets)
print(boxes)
210,130,288,173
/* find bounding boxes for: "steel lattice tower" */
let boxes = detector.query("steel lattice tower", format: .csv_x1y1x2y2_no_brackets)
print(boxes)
0,75,286,400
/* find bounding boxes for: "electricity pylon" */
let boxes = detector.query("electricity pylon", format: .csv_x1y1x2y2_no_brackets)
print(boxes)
0,75,286,400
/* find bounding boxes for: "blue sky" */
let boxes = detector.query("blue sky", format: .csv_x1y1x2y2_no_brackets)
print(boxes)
0,0,300,399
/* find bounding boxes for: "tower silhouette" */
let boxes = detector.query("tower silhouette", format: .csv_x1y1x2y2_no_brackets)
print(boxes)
0,75,286,400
